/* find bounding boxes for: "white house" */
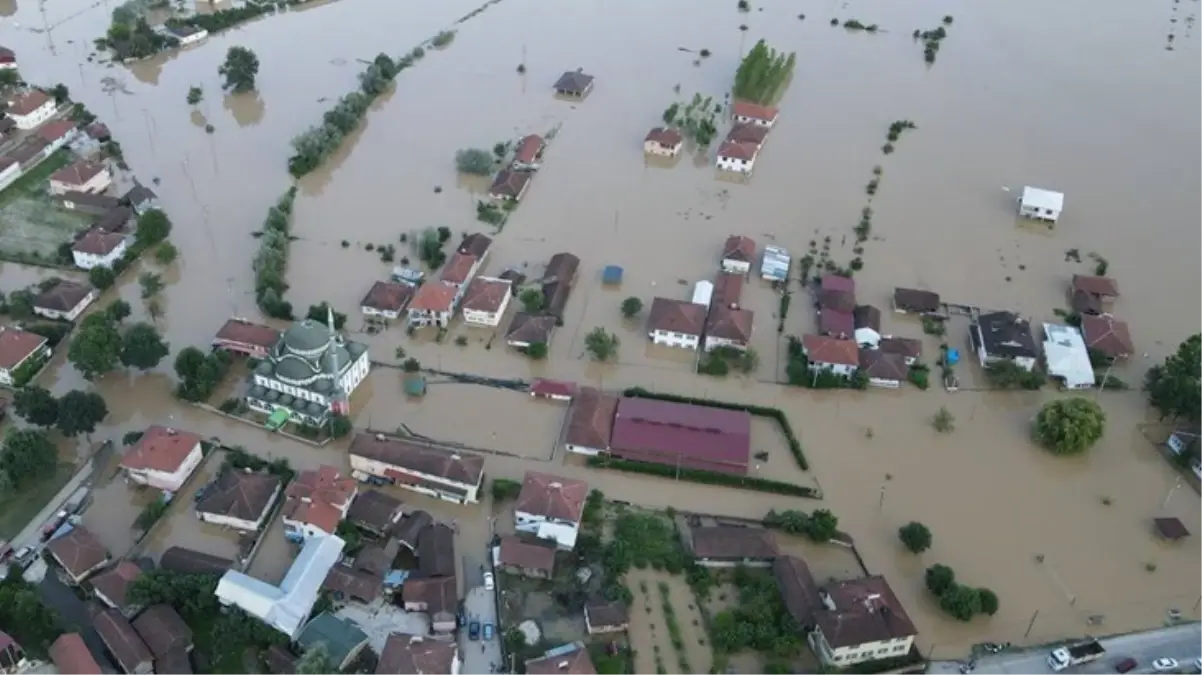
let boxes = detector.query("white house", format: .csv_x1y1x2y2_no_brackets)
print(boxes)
731,100,779,128
715,139,758,174
646,297,705,350
32,280,97,322
0,327,50,387
348,433,484,504
802,334,859,377
460,276,512,326
1017,186,1064,223
407,281,457,328
720,235,755,275
281,465,357,542
71,229,127,270
0,157,21,193
120,426,204,492
807,576,918,668
195,470,282,531
971,311,1038,372
359,280,413,321
563,388,618,456
513,471,588,551
643,127,683,157
5,90,55,130
1042,323,1094,390
165,24,209,46
49,160,111,196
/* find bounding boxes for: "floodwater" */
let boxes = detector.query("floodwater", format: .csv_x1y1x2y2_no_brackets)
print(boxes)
1,0,1198,661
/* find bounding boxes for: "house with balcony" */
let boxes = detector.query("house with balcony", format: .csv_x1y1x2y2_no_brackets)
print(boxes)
72,228,127,270
348,433,484,504
460,276,512,326
120,426,204,492
514,471,588,550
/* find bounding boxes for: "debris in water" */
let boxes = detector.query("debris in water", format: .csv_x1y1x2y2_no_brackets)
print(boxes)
433,186,442,193
1064,248,1081,262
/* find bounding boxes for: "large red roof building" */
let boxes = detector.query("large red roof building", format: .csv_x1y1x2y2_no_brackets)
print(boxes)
609,397,752,475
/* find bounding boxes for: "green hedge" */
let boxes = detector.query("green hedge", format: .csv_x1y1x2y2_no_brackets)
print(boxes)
586,456,817,498
623,387,808,470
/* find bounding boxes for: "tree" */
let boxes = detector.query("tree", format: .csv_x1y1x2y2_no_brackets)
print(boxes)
56,390,108,438
401,357,421,373
585,327,619,362
126,570,220,619
105,299,132,323
803,508,838,542
154,241,179,264
732,39,797,104
174,347,230,402
455,148,494,176
187,86,203,105
519,288,544,313
50,83,69,104
6,290,33,319
620,296,643,318
146,298,164,323
139,272,164,298
68,314,122,380
0,429,58,491
88,265,116,290
0,576,63,659
1145,334,1201,424
334,520,362,554
490,478,522,501
525,342,548,360
0,70,20,88
924,564,955,595
13,387,59,427
976,587,999,616
305,302,347,330
135,209,172,246
120,322,169,370
328,415,352,438
1032,397,1106,455
219,46,260,92
938,584,982,621
933,405,955,433
295,643,332,674
898,522,932,553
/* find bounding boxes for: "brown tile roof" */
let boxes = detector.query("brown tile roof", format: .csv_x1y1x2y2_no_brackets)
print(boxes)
458,233,493,258
417,523,456,577
91,561,143,611
859,349,908,382
60,191,121,211
530,378,576,398
0,326,47,370
853,305,881,331
712,273,744,310
401,575,457,615
409,281,458,313
71,228,125,256
515,471,588,523
722,235,755,262
121,425,201,474
93,206,134,233
822,275,855,293
394,510,433,550
47,526,109,579
565,387,618,450
353,539,399,576
1081,314,1134,358
1071,274,1119,298
644,127,683,148
585,598,629,630
541,252,580,316
94,609,153,674
498,535,557,573
773,556,823,627
49,633,102,674
323,564,381,603
376,634,458,674
490,169,532,199
37,120,77,143
717,139,758,161
813,576,917,648
461,277,511,313
690,526,778,560
507,312,557,345
5,89,50,116
705,306,753,343
345,490,403,533
1070,289,1103,315
214,318,279,349
726,122,769,147
158,546,232,575
818,289,855,313
802,334,860,367
731,100,779,123
132,604,193,658
360,281,414,312
819,309,854,338
878,337,923,360
50,160,106,187
647,297,706,336
514,134,545,164
195,470,281,523
892,288,940,313
439,251,478,286
33,279,93,313
526,645,597,674
283,499,344,535
283,465,355,534
348,434,484,487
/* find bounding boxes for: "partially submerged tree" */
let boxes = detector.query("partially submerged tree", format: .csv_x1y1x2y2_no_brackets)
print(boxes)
56,390,109,438
219,46,260,92
13,387,59,427
732,39,797,105
584,327,619,362
455,148,494,176
68,314,123,380
1144,334,1200,424
898,521,932,553
120,322,170,370
1032,397,1106,455
621,296,643,318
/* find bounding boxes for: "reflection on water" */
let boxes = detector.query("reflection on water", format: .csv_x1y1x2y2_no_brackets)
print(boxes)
224,90,266,127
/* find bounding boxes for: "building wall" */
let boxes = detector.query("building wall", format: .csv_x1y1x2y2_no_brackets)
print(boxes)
340,351,371,397
362,306,401,320
73,238,128,270
704,335,746,352
812,631,915,667
565,442,604,456
463,294,510,326
43,132,75,156
697,557,773,569
608,446,747,476
1018,201,1059,221
11,102,55,130
125,442,203,492
866,376,901,389
348,454,481,504
407,308,451,327
178,30,209,45
650,329,700,350
643,141,680,157
0,162,19,191
49,170,111,196
806,361,856,377
734,114,774,128
716,155,755,173
721,259,751,275
34,290,96,322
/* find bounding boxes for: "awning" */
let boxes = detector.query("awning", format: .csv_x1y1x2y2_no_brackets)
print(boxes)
265,408,290,431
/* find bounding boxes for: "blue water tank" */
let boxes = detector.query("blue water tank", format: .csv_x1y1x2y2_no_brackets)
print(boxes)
946,347,960,365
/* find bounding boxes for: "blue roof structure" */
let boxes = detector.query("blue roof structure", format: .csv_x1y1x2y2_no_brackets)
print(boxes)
602,265,623,284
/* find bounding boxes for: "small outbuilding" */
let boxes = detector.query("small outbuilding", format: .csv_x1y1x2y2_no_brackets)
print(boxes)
1018,186,1064,224
529,379,576,401
553,69,595,98
601,265,623,285
1153,517,1189,542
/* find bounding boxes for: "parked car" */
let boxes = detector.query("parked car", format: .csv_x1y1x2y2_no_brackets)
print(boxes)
41,511,68,540
468,621,480,641
1114,657,1137,673
483,623,494,641
12,546,34,568
1152,658,1179,672
483,571,494,591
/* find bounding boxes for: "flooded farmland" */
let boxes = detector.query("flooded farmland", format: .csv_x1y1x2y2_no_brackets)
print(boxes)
0,0,1197,662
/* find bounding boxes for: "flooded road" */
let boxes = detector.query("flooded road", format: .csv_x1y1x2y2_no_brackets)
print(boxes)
0,0,1197,660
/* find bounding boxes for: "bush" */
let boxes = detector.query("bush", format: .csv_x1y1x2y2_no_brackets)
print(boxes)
933,406,955,433
976,587,999,616
898,522,932,553
984,360,1045,390
939,584,982,621
1032,397,1106,455
924,564,955,595
253,188,298,318
401,358,421,373
587,456,817,498
762,509,839,541
620,296,643,318
524,342,547,360
490,478,522,501
455,148,494,176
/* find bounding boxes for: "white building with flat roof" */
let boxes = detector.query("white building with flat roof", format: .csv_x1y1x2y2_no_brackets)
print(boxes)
1043,323,1094,389
1018,186,1064,223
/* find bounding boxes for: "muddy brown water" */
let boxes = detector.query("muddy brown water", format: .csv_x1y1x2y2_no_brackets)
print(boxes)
1,0,1197,660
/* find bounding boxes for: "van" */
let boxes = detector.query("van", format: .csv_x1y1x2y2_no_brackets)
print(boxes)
1115,657,1137,673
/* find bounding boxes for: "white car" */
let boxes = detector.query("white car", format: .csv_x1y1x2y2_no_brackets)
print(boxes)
1152,658,1178,672
483,571,494,591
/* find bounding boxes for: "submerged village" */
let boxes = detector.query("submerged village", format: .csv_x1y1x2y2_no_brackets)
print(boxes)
0,0,1197,674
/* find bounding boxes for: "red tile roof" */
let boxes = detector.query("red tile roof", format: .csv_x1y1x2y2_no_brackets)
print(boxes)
376,634,458,674
705,306,754,343
647,297,706,336
94,609,152,674
712,273,744,310
360,280,414,312
530,378,576,398
717,139,758,161
121,426,201,474
726,122,769,147
878,337,923,360
91,561,143,610
461,276,511,313
37,120,76,143
49,633,102,675
565,387,619,450
644,127,683,148
489,169,532,199
819,309,854,338
0,327,46,370
72,228,125,256
439,251,478,286
515,471,588,523
409,282,458,313
6,89,50,116
731,100,779,123
610,397,751,469
283,465,355,534
822,275,855,293
214,318,279,349
50,160,106,187
1081,314,1134,358
858,349,908,382
813,576,917,648
802,334,860,367
722,235,755,262
514,134,545,164
1071,274,1119,298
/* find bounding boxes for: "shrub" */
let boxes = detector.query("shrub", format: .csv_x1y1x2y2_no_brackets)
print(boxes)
401,358,421,373
587,456,817,498
524,342,548,360
490,478,522,501
939,584,982,621
924,564,955,595
1032,397,1106,455
898,522,932,553
933,406,955,433
976,588,998,616
620,296,643,318
455,148,494,176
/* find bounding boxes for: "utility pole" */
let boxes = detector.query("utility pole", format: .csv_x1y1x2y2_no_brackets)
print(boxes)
1024,610,1039,638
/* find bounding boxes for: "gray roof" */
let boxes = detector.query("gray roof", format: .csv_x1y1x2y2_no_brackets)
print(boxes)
281,320,330,353
553,70,594,94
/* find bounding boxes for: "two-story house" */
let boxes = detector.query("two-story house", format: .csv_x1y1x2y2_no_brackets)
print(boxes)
36,121,79,154
731,100,779,128
49,160,111,196
715,140,759,174
5,90,55,129
120,426,204,492
0,326,50,387
513,471,588,550
406,282,457,328
281,465,357,541
32,279,97,322
195,470,282,531
460,276,512,326
72,228,128,270
348,433,484,504
802,334,860,377
646,297,706,350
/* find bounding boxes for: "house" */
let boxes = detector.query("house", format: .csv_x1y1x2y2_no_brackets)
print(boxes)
802,334,860,376
1017,185,1064,223
282,465,357,541
216,534,345,639
91,561,144,616
322,563,381,606
584,599,629,635
4,90,55,129
195,469,282,531
360,281,414,321
0,326,49,387
690,526,778,567
892,288,941,315
165,24,209,45
819,309,854,339
530,378,576,401
526,644,597,675
808,576,918,667
720,235,756,275
564,387,619,456
439,251,482,291
0,46,15,69
352,538,400,576
821,273,855,295
646,297,706,349
712,272,744,310
0,157,18,192
877,337,923,365
773,556,823,631
57,191,122,216
731,100,779,128
94,609,154,674
760,246,790,281
513,134,546,170
407,282,457,328
37,120,79,152
47,526,110,584
1086,314,1129,360
610,397,752,475
132,604,193,673
401,576,458,633
715,139,759,173
376,633,460,675
1071,274,1119,301
858,349,908,388
120,426,203,492
853,305,882,347
506,312,557,349
49,160,111,196
643,127,683,157
213,318,280,358
296,613,369,671
418,523,456,577
971,311,1038,371
345,490,403,537
158,546,232,575
394,510,432,552
514,470,588,550
540,252,580,317
93,205,135,233
489,169,533,201
704,306,754,351
726,122,769,148
49,633,103,674
123,183,159,215
553,69,594,98
457,232,493,259
461,276,513,326
1042,323,1095,390
7,138,49,170
33,279,96,321
348,433,485,504
496,535,557,579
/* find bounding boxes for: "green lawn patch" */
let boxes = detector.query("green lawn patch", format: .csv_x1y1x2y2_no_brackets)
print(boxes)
0,150,74,205
0,462,75,539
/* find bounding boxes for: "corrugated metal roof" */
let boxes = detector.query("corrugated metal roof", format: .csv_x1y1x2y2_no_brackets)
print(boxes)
760,246,791,280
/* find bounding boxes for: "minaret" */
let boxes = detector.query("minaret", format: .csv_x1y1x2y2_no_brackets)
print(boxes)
326,306,349,416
